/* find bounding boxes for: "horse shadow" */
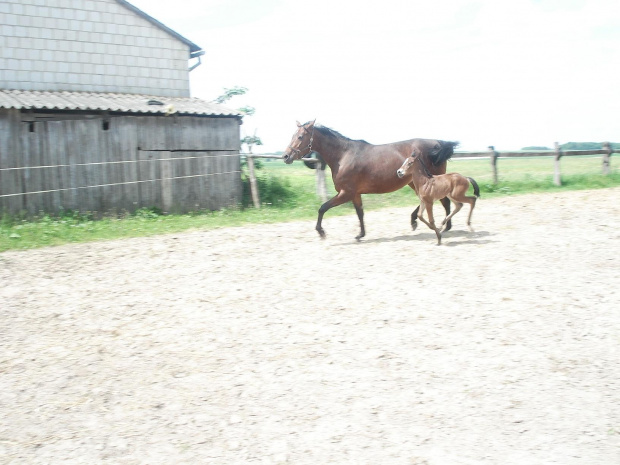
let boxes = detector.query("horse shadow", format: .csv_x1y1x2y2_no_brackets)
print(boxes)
340,230,495,246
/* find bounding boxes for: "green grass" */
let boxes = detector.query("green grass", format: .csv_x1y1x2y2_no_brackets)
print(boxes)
2,156,619,252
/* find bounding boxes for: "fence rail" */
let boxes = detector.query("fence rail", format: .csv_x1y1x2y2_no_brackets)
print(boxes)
245,142,617,207
453,142,616,185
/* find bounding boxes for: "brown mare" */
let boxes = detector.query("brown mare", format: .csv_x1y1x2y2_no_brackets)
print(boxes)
282,120,458,240
396,151,480,245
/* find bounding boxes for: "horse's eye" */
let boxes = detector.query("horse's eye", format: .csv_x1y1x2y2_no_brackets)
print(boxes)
297,136,303,140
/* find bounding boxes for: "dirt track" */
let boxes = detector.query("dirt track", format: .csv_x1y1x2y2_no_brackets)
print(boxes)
1,188,619,465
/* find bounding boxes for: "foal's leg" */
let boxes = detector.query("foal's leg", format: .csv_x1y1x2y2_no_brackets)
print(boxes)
416,200,442,245
465,196,477,231
424,200,442,245
440,201,463,232
316,190,354,239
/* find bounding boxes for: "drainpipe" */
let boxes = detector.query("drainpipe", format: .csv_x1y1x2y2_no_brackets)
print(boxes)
189,50,205,72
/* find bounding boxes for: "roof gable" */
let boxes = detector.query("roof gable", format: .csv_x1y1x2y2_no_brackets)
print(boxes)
115,0,202,54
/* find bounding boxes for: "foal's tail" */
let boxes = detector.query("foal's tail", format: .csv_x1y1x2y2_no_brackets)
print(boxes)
431,140,459,166
467,177,481,198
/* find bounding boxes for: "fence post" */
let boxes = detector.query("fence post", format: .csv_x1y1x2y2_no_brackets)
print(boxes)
488,146,499,184
553,142,562,186
315,157,328,202
160,151,173,212
602,141,612,175
246,154,260,208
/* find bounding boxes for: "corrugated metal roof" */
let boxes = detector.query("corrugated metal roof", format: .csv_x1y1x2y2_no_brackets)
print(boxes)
0,90,241,117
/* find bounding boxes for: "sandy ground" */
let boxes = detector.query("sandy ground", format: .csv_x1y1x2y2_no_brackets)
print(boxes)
1,188,619,465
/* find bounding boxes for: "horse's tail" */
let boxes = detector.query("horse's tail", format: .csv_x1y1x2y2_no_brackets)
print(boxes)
467,177,480,198
431,140,459,166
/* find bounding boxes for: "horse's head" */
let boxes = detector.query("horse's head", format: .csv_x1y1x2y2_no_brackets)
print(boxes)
396,151,420,178
282,119,316,164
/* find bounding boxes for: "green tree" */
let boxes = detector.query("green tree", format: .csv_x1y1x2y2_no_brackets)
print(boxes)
241,134,263,154
213,86,256,116
213,86,259,147
213,86,247,104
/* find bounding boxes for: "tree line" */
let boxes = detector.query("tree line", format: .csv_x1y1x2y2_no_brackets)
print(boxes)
522,142,620,151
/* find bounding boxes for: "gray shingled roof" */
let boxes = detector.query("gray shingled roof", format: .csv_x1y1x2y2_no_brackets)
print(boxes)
0,90,240,117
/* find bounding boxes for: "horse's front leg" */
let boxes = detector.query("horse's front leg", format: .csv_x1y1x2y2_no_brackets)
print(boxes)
440,197,452,231
316,191,353,239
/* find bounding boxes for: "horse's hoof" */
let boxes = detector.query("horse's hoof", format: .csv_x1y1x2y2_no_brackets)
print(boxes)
412,221,418,231
317,229,326,239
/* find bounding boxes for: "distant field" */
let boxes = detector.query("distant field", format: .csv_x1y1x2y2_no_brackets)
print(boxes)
257,154,619,211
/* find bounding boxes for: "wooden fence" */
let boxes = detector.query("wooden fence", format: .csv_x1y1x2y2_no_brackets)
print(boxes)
453,142,617,186
246,142,617,207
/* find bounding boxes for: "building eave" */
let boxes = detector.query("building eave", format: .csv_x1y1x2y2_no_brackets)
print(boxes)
115,0,203,55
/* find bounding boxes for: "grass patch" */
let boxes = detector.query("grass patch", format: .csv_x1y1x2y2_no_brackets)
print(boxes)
1,156,619,252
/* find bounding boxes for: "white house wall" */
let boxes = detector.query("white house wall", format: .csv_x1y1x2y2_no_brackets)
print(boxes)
0,0,192,97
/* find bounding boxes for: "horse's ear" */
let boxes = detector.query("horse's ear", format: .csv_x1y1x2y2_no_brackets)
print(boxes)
296,120,301,127
310,118,316,126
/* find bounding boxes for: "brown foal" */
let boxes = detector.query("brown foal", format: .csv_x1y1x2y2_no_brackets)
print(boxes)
396,152,480,245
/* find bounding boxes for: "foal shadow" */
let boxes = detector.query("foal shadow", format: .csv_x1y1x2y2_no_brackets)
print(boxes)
344,230,495,246
439,230,495,246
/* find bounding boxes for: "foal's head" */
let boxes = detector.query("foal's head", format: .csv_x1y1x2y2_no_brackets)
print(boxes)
282,119,316,164
396,152,421,179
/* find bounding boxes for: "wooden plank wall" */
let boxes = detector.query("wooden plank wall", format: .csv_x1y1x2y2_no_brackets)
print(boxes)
0,110,241,215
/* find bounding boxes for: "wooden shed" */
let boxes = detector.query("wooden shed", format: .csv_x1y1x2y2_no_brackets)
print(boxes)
0,0,243,216
0,91,242,215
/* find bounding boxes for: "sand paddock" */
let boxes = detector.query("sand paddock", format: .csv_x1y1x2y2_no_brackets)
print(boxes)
1,188,619,464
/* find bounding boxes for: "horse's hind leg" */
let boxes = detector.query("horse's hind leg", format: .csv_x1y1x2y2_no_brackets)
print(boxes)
352,194,365,241
440,197,452,231
411,205,420,231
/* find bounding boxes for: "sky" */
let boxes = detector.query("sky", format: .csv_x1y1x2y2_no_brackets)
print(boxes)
128,0,620,153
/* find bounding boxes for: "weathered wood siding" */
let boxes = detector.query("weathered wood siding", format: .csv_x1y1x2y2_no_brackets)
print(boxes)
0,109,241,215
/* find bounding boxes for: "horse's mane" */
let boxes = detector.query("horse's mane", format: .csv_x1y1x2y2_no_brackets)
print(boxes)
417,157,434,178
313,124,370,145
430,141,459,166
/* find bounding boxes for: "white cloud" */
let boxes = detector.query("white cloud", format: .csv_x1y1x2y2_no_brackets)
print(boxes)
129,0,620,152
